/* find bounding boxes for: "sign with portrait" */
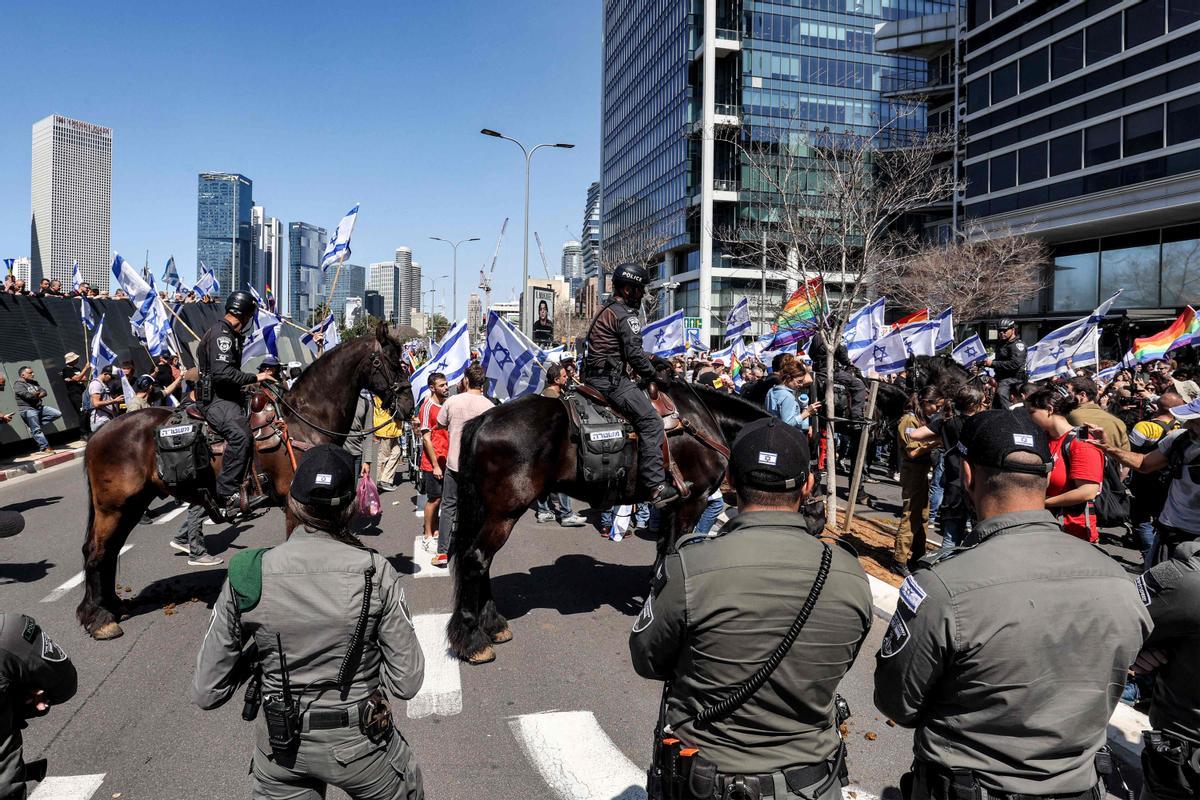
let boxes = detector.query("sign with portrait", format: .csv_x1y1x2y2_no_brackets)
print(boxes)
530,287,556,347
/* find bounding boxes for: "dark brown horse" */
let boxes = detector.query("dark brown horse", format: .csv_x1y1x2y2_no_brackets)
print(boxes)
77,324,414,640
446,375,772,664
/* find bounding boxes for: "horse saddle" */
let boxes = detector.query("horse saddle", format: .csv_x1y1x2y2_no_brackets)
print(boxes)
182,391,285,456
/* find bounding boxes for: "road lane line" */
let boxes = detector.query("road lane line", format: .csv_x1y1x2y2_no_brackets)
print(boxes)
410,535,448,578
153,504,187,524
28,773,105,800
510,711,647,800
406,613,461,719
40,545,134,603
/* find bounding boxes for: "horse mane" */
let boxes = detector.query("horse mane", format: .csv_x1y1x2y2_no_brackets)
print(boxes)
287,334,374,397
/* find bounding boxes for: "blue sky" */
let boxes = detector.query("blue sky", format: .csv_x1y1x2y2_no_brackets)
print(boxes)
0,1,601,318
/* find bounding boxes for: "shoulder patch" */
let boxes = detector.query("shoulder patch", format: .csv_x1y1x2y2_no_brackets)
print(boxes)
880,611,910,658
22,616,38,644
898,576,927,613
217,336,233,353
627,317,641,335
632,594,654,634
1013,342,1026,352
1135,576,1152,606
40,631,66,663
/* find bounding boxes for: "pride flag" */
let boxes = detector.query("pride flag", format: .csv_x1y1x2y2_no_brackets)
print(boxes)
1125,306,1200,364
771,278,824,348
264,282,276,312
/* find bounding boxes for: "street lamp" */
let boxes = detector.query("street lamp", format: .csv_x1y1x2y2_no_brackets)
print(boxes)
429,235,480,324
423,274,449,321
480,128,574,337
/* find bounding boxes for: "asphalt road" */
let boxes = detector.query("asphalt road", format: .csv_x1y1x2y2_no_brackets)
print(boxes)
1,461,1140,800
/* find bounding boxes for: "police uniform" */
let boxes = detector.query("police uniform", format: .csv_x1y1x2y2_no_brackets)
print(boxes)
193,446,425,800
809,329,866,419
0,615,76,800
630,418,873,799
990,323,1027,408
197,315,258,502
1137,541,1200,799
873,410,1151,800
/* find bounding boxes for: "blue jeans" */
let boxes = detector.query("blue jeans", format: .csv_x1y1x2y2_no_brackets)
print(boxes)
694,490,725,535
938,516,969,554
1135,519,1158,568
601,504,649,531
929,451,944,521
19,406,62,450
536,493,573,518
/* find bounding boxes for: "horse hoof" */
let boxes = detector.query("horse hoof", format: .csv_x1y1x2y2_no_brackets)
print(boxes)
466,645,496,665
92,621,124,641
490,628,513,645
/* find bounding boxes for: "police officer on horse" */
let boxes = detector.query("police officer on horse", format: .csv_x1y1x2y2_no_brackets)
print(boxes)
986,318,1026,409
583,263,679,508
197,290,276,519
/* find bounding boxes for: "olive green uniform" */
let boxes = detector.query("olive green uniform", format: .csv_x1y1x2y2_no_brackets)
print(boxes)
1137,541,1200,799
873,510,1151,799
193,529,425,800
629,511,872,796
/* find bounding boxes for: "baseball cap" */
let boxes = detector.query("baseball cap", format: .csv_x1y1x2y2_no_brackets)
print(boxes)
1170,397,1200,421
729,417,811,491
957,409,1052,475
290,444,356,507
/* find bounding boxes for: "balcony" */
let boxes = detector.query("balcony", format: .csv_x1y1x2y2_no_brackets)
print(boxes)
714,103,741,127
690,23,742,60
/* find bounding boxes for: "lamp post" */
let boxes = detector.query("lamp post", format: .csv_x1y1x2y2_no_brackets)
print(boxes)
430,235,479,324
480,128,574,337
423,274,448,323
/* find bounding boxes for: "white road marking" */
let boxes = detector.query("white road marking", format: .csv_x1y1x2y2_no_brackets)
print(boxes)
842,789,880,800
40,545,134,603
510,711,647,800
28,773,105,800
406,613,462,719
410,535,448,578
153,504,187,524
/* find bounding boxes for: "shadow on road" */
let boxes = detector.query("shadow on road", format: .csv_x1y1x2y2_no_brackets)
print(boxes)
2,495,62,513
0,559,54,584
123,569,227,619
493,554,651,620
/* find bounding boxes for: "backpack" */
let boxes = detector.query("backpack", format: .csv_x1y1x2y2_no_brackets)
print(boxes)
154,410,212,487
1061,430,1130,528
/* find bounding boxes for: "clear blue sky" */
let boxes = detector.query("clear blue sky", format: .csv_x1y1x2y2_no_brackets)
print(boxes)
0,1,601,318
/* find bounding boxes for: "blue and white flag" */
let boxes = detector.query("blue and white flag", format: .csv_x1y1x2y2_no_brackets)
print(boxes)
687,329,710,353
1026,292,1120,382
162,257,180,292
301,313,340,356
898,307,954,358
3,259,13,277
112,253,154,306
139,296,176,357
90,314,118,371
951,333,988,368
642,310,685,358
246,284,281,330
320,204,359,273
71,260,83,293
723,298,751,342
80,296,97,331
411,321,472,406
852,328,908,377
482,310,546,400
192,263,220,297
842,297,886,363
243,320,280,361
1095,363,1121,388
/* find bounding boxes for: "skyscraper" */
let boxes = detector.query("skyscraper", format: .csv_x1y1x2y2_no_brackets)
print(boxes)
582,180,601,280
561,240,583,296
411,260,424,318
394,247,421,326
197,172,253,295
251,206,284,308
601,0,939,342
324,262,366,320
288,222,326,323
30,114,112,289
368,261,400,322
467,292,483,341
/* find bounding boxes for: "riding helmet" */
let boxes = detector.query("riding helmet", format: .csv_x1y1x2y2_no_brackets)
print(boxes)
611,263,649,289
997,317,1017,330
225,290,258,317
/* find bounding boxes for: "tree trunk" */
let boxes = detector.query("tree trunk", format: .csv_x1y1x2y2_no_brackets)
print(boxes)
823,335,838,525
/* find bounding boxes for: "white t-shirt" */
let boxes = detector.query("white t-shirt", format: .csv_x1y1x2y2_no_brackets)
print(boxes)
87,378,115,426
1158,429,1200,533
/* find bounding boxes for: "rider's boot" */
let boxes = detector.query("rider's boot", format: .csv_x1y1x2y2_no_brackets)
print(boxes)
650,483,681,509
221,494,243,522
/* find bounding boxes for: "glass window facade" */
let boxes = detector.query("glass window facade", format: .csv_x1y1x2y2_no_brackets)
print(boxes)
196,173,252,297
1049,226,1200,312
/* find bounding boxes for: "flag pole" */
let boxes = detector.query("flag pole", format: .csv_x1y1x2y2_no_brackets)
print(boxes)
162,302,201,340
322,250,348,322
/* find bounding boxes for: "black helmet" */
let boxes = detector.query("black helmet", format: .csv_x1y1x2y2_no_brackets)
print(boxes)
611,263,649,290
134,375,155,392
997,317,1017,330
225,290,258,317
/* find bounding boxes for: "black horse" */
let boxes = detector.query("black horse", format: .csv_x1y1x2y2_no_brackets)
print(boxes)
446,376,771,664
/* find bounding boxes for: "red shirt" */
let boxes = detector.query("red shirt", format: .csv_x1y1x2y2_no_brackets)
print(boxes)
418,397,449,472
1047,432,1104,542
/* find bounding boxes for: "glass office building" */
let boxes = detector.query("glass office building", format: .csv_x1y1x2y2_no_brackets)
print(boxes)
288,222,326,323
197,173,253,295
602,0,948,342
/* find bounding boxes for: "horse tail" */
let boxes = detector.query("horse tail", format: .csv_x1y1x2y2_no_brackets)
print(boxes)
449,414,486,563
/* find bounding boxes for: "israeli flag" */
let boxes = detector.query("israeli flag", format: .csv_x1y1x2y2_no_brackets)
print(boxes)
162,256,180,291
320,204,359,273
246,284,281,330
842,297,886,363
642,310,686,358
1026,292,1120,381
301,313,340,356
482,310,546,400
243,320,280,361
90,314,118,371
80,296,97,331
1095,363,1121,388
723,298,751,342
136,296,174,357
72,260,83,293
897,308,954,358
951,333,988,368
410,320,472,406
112,253,154,306
192,263,220,297
852,328,908,377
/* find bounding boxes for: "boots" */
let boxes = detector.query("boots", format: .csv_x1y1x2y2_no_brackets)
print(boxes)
650,483,681,509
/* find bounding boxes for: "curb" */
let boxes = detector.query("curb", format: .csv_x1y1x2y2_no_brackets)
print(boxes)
0,447,84,481
864,574,1148,763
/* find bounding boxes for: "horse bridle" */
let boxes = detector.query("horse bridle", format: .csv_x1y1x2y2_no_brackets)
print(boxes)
366,344,411,415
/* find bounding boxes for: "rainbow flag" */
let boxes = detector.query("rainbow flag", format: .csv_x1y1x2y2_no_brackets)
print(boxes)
1125,306,1200,364
771,278,825,348
264,283,276,312
891,308,929,330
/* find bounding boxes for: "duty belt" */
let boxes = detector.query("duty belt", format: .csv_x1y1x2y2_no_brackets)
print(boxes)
1144,729,1200,772
301,703,363,732
912,760,1104,800
683,745,846,800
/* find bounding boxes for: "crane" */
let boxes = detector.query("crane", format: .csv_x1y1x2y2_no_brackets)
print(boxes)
534,231,573,347
478,217,509,317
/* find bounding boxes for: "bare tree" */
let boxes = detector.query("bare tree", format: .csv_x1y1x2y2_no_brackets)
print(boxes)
599,214,683,321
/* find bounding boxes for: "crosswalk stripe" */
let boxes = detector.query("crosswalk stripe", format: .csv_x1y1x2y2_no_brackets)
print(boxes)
153,504,187,524
406,613,462,719
410,535,448,578
40,545,134,603
28,773,105,800
510,711,647,800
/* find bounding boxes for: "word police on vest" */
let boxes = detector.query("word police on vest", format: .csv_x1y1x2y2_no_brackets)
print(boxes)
729,417,811,491
289,445,356,507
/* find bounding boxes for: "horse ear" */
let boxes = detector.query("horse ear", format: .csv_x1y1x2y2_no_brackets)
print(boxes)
375,322,390,347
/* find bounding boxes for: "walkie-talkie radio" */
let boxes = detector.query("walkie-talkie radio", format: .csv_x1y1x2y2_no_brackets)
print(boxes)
263,634,299,752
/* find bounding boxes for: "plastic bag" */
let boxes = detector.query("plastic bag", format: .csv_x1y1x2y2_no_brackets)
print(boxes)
357,474,381,517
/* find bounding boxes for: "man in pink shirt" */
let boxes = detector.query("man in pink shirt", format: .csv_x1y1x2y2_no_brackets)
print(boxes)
433,364,494,567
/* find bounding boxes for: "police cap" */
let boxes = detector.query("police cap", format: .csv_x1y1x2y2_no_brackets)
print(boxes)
290,444,356,507
729,417,811,491
958,409,1052,475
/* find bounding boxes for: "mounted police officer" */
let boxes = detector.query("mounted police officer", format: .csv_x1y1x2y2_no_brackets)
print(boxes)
630,418,872,800
986,318,1026,409
196,290,275,518
808,320,866,420
874,409,1151,800
583,263,679,508
193,444,425,799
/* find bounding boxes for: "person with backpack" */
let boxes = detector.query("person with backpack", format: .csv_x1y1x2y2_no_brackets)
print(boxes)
1129,392,1187,567
1027,387,1104,543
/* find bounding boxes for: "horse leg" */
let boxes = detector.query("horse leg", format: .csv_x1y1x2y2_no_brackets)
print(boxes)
77,492,152,640
479,559,509,645
448,514,516,664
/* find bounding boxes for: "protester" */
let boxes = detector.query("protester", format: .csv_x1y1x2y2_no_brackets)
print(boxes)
372,395,404,492
535,364,586,526
419,372,450,554
124,375,155,412
1066,376,1129,451
0,374,12,426
33,278,51,297
343,389,377,481
87,365,121,432
13,366,62,454
59,352,90,422
894,386,943,576
1026,387,1104,543
434,364,492,567
765,361,820,432
1129,392,1186,566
